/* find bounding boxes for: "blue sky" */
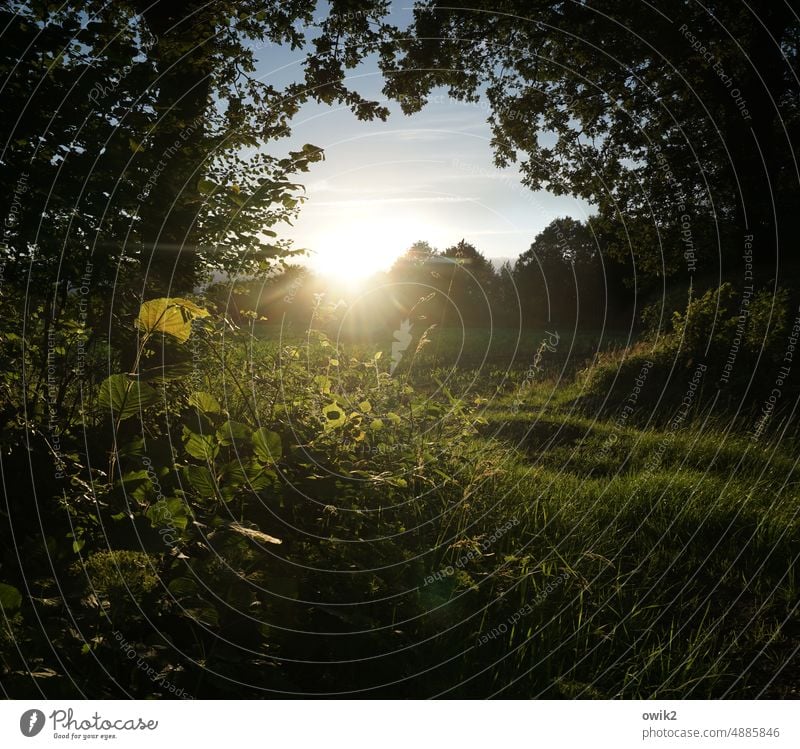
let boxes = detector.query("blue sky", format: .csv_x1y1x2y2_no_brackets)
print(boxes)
251,7,593,277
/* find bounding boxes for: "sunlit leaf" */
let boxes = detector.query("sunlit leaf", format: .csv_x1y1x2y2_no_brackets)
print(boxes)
183,465,217,497
197,178,216,195
216,420,252,446
314,374,331,393
136,298,209,343
182,425,218,461
322,403,346,429
252,428,282,463
359,400,372,413
189,391,222,414
145,498,190,530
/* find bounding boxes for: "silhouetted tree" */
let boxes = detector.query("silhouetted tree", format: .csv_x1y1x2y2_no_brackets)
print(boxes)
383,1,800,288
513,217,632,329
441,240,496,326
1,1,397,300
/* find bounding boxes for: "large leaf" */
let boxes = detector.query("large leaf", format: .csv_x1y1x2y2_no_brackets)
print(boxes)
138,361,194,383
219,460,273,499
146,497,190,531
182,426,218,461
167,577,198,599
188,391,222,414
217,420,252,446
183,465,218,498
99,374,160,421
136,298,209,343
0,583,22,611
185,603,219,627
252,428,282,463
118,469,152,503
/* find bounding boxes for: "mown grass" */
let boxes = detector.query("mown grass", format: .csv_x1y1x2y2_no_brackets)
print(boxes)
407,380,800,697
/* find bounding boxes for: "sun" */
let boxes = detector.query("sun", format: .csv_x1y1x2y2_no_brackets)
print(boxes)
306,218,419,284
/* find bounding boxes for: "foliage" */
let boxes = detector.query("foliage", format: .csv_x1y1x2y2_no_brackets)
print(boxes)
0,1,396,297
582,282,795,413
383,2,800,285
1,293,797,697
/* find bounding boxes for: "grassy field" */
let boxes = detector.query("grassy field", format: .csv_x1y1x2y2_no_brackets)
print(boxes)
226,324,800,697
450,390,799,697
3,312,797,699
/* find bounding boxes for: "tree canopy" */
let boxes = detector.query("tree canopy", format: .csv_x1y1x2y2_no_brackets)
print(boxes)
382,1,800,284
1,1,395,297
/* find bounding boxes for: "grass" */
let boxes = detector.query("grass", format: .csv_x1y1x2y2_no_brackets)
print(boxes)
233,326,800,697
6,320,795,699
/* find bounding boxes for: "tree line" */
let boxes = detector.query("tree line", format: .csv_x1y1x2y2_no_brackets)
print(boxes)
223,219,635,332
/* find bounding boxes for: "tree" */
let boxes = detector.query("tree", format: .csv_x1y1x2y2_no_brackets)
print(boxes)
383,1,800,286
1,1,396,299
441,239,496,326
388,240,442,321
513,217,631,328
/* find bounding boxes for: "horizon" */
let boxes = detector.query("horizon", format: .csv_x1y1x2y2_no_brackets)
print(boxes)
250,16,594,277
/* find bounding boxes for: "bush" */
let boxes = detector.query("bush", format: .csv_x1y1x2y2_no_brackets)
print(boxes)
582,283,794,415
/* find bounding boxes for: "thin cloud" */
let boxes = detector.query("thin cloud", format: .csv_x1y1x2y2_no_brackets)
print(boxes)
311,196,479,207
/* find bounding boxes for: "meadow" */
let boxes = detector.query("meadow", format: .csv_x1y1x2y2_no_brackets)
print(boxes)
2,0,797,706
1,292,797,699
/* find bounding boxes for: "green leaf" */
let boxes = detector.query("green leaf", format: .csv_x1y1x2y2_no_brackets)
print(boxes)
252,428,282,463
216,420,252,446
146,498,190,530
314,374,331,393
185,603,219,627
118,436,145,457
136,298,209,343
220,461,272,494
0,583,23,611
322,403,346,429
183,465,217,497
188,391,222,414
182,426,218,461
168,577,198,599
138,361,194,383
119,469,150,486
99,374,160,421
197,178,216,195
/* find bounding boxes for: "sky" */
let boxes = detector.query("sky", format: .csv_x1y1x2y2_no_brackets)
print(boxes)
251,7,593,279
